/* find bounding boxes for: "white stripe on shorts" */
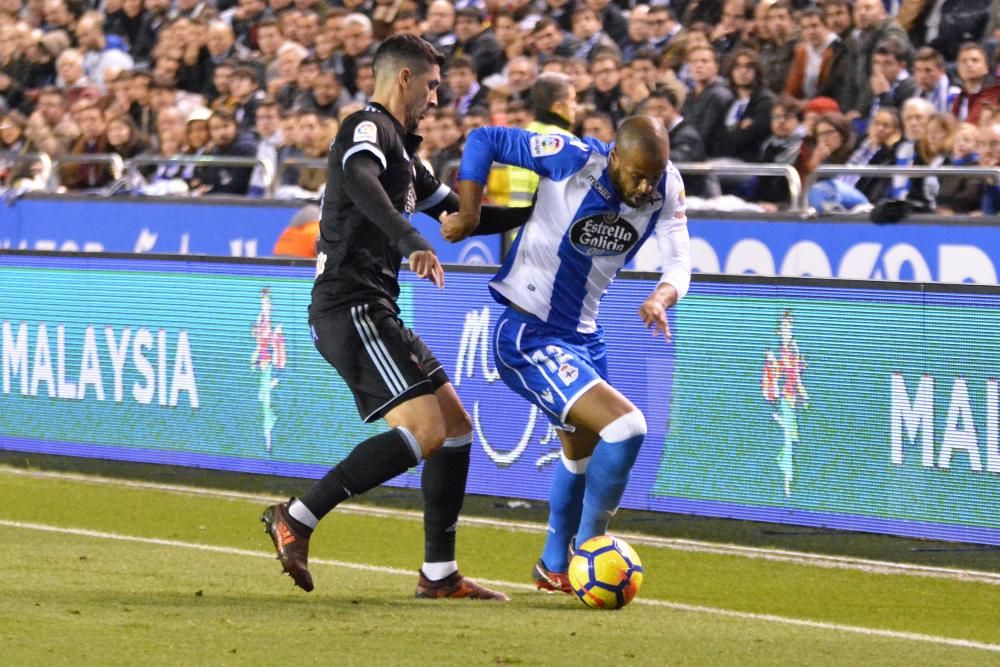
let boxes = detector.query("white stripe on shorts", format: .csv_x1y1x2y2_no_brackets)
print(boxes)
351,305,405,395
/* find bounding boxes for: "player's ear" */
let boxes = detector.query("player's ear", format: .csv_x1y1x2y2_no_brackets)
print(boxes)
398,66,412,88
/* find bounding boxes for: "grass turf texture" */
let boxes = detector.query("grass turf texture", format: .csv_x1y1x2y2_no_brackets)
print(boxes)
2,468,1000,665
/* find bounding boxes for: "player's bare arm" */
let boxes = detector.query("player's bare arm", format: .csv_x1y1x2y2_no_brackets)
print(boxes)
639,282,679,341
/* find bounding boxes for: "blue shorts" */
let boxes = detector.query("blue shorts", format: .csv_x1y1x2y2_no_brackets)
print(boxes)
493,307,608,428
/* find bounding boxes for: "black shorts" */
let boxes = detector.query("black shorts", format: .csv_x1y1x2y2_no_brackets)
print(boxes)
310,302,450,423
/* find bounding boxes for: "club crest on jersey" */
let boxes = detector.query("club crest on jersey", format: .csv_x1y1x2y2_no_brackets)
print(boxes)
530,134,564,157
353,120,377,144
557,363,578,386
569,213,639,257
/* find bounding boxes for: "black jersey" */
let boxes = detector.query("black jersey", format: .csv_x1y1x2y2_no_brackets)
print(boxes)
309,103,451,319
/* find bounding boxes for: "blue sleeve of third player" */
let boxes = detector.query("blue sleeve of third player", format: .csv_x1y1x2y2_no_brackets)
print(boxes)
458,126,589,184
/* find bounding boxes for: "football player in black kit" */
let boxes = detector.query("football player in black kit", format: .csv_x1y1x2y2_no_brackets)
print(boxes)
262,34,525,600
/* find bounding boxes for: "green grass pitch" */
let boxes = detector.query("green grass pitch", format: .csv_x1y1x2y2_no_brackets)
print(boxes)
1,466,999,666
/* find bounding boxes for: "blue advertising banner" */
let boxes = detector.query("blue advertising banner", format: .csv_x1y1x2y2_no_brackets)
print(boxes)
1,253,999,546
629,216,1000,284
0,195,500,264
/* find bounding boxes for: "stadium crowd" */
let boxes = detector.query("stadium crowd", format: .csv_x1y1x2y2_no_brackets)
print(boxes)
0,0,999,213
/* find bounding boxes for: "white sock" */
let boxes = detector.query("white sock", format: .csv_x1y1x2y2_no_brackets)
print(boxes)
288,499,318,529
422,560,458,581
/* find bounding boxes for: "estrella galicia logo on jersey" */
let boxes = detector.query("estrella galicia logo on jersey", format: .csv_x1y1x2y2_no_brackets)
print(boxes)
530,134,564,157
569,213,639,257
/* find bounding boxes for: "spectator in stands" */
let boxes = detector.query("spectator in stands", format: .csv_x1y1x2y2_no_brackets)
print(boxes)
296,10,322,51
541,0,574,33
283,109,332,196
24,85,78,155
148,80,205,125
820,0,860,107
584,51,626,123
255,18,286,78
787,9,842,104
59,103,114,191
754,95,806,208
0,110,27,153
715,47,774,161
106,113,150,159
0,110,42,188
504,56,539,104
75,11,135,93
270,43,308,106
530,17,579,63
809,109,899,211
648,6,681,52
277,55,319,110
103,0,155,68
952,43,1000,125
191,109,256,195
979,122,1000,213
43,0,77,35
390,12,424,40
446,55,489,115
900,0,990,62
585,0,628,47
492,11,527,66
153,104,186,150
682,45,733,151
619,59,652,117
639,88,705,164
867,39,919,120
760,1,797,96
207,60,236,110
249,99,283,196
461,105,491,135
429,108,463,182
184,108,211,171
55,49,101,107
352,56,374,103
336,13,378,96
937,120,985,214
126,71,155,138
621,4,653,63
569,6,622,63
913,47,961,114
710,0,748,58
298,70,352,119
628,49,660,94
451,7,503,80
228,66,264,132
891,97,936,207
422,0,457,55
853,0,910,117
581,110,615,142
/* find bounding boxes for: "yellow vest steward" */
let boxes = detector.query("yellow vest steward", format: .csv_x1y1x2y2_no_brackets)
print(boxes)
494,120,574,208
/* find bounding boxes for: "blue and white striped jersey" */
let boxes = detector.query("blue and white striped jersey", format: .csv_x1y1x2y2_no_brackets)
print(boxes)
460,127,691,334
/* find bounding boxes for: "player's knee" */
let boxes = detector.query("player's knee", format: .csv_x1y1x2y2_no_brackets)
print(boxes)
599,410,647,442
449,409,473,438
412,421,447,457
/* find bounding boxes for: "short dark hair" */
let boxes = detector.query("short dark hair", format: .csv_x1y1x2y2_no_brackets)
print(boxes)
448,54,477,73
773,94,803,120
874,38,909,64
914,46,944,68
645,86,679,109
799,7,825,24
531,72,573,116
373,34,445,79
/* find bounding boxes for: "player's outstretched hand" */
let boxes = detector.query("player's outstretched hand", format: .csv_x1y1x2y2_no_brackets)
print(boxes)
409,250,444,289
639,297,672,342
439,211,477,242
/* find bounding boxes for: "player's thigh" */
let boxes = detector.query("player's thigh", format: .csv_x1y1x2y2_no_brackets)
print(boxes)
493,312,603,428
311,303,435,423
384,393,446,456
565,381,639,436
434,382,473,437
558,424,601,460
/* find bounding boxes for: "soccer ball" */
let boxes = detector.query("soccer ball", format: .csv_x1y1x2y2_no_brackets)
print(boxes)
568,535,643,609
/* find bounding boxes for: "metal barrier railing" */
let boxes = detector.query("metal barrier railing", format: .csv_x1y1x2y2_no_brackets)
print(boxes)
806,165,1000,210
272,157,326,196
126,154,273,192
50,153,124,189
673,162,803,212
1,151,53,188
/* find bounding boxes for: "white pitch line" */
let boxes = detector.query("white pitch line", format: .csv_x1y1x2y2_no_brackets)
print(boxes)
3,466,1000,585
2,518,999,655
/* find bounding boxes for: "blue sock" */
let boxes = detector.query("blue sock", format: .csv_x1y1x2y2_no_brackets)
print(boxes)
577,413,645,545
540,453,587,572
